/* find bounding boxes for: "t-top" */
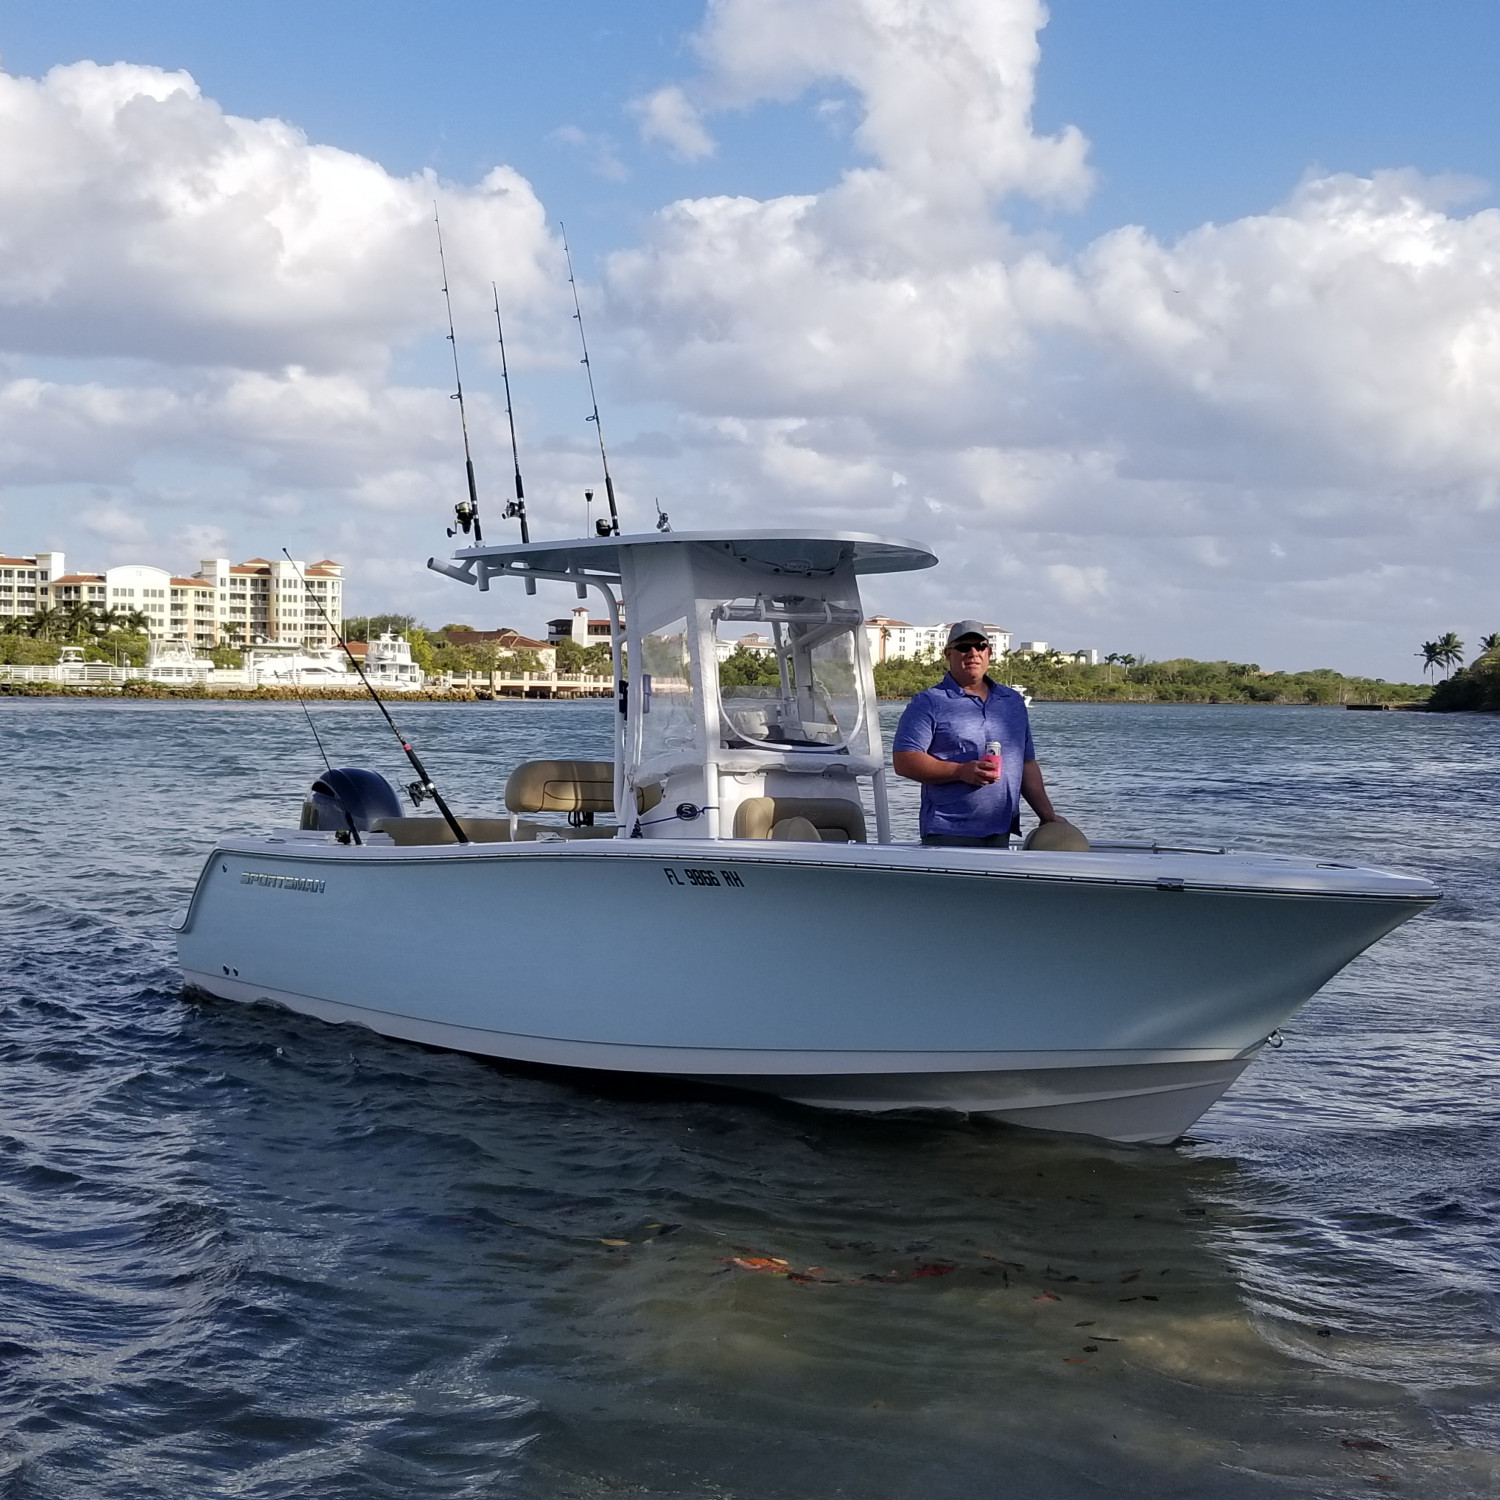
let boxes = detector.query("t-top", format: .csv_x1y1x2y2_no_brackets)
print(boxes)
892,675,1035,839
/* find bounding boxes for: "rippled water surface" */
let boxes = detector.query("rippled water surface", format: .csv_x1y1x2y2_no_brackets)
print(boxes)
2,698,1496,1497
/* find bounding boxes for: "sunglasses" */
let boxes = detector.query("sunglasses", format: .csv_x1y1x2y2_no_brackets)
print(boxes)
948,642,990,654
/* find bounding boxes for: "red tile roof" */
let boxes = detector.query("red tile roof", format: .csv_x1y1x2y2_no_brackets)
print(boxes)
444,628,550,650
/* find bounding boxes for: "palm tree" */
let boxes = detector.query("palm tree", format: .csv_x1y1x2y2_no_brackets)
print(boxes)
1434,632,1464,680
120,607,151,635
61,602,96,642
1417,641,1441,681
27,606,63,641
1479,633,1500,657
94,606,128,636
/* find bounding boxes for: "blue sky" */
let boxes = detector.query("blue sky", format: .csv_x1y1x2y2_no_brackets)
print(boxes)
1,1,1497,673
11,1,1497,249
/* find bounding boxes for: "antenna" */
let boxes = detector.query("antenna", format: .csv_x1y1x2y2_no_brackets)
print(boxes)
561,223,620,536
435,205,482,545
491,282,530,544
283,550,469,845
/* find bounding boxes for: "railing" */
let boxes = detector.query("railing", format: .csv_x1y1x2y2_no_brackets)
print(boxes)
1,661,618,695
0,663,133,684
437,670,616,695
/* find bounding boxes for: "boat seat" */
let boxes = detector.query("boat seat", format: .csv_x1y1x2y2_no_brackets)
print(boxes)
371,816,538,846
770,815,822,842
1022,819,1091,852
505,759,614,814
733,796,867,844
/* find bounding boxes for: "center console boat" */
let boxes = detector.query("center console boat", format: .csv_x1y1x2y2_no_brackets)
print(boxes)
174,530,1438,1143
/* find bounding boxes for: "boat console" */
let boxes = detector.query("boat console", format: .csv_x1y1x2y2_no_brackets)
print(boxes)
429,529,937,844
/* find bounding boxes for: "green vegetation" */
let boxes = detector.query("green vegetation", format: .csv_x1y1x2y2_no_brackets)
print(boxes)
719,645,781,689
0,634,61,666
341,614,417,641
88,632,151,668
873,651,1427,705
553,638,613,676
1428,636,1500,712
1,603,152,665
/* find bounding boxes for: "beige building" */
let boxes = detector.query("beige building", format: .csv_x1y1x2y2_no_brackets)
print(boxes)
7,547,343,648
0,551,66,620
198,556,342,649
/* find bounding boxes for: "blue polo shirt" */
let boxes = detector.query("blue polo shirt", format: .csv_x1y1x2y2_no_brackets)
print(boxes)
892,675,1035,838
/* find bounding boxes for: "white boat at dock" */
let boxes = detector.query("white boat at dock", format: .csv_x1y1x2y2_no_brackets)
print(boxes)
174,529,1438,1144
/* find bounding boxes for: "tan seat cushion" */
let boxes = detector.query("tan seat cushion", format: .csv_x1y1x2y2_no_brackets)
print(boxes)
1022,819,1091,852
770,815,822,842
733,796,867,843
505,759,615,814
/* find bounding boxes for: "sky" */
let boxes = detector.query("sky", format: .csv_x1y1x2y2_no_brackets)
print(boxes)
2,0,1498,677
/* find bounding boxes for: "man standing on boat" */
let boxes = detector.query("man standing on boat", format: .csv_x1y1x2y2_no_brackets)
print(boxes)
892,622,1063,847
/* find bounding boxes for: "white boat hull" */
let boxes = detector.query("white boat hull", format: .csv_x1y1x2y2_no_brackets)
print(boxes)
175,837,1436,1144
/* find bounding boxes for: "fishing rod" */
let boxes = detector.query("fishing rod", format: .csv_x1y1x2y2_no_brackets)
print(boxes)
561,223,620,536
283,550,470,845
492,282,530,544
435,205,483,545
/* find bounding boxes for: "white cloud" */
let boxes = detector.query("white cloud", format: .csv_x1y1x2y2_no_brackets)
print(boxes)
688,0,1091,208
595,0,1500,671
81,502,148,542
631,86,715,162
0,60,558,371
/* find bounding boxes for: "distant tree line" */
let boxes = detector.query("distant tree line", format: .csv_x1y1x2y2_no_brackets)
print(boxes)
872,651,1428,705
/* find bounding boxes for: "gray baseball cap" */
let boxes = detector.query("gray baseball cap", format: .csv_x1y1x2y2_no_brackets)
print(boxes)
945,619,992,647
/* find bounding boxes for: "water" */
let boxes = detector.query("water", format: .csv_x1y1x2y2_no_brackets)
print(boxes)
1,698,1496,1497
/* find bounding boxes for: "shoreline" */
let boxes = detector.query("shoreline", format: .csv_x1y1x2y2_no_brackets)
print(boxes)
0,683,611,703
0,682,1432,709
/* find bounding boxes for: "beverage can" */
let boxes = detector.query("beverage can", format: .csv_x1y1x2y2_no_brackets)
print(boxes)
980,739,1002,771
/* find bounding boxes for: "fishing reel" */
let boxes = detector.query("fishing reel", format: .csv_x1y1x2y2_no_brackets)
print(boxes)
407,779,433,808
447,498,478,538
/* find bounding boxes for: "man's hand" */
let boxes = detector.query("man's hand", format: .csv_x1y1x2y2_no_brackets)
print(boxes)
892,750,999,786
953,758,1001,786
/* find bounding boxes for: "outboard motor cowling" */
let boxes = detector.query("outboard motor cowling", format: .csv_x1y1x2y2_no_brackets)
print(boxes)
300,768,404,832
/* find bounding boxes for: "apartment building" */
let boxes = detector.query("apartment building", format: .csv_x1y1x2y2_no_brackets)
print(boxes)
0,551,67,620
7,547,343,648
865,616,1012,662
198,556,342,649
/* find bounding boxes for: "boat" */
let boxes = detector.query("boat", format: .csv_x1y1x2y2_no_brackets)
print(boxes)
145,637,214,685
243,643,354,688
173,529,1439,1144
